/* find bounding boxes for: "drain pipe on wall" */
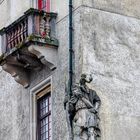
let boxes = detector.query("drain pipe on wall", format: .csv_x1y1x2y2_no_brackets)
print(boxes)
68,1,74,139
69,0,73,96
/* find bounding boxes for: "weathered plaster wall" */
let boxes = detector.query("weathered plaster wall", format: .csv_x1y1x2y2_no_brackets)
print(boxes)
0,65,66,140
1,0,140,28
0,68,30,140
0,8,83,140
80,6,140,140
0,2,140,140
52,0,140,22
82,0,140,19
0,0,30,28
49,8,84,139
51,0,68,21
51,5,140,140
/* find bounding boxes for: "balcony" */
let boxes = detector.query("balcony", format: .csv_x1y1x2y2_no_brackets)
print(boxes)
0,8,59,87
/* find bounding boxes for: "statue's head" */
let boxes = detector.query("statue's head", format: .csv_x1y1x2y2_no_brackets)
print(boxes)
81,74,86,79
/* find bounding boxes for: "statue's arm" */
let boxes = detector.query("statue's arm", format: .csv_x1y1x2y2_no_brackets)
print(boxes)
86,74,93,83
64,94,69,110
94,94,101,111
89,93,101,113
94,101,101,111
88,100,100,114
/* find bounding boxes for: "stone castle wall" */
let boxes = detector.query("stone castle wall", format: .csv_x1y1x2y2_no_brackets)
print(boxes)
0,1,140,140
79,6,140,140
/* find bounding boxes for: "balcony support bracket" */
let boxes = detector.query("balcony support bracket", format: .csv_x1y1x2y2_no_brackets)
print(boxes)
1,45,57,88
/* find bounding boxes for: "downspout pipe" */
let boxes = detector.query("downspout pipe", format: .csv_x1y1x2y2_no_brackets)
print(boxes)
69,0,73,96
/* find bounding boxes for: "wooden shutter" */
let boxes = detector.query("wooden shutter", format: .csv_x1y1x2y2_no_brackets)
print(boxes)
38,0,42,10
38,0,50,12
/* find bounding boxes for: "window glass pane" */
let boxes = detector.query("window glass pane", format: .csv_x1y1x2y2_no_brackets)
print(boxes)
46,116,48,124
43,99,46,108
38,93,51,140
40,97,50,117
46,98,48,106
43,133,45,139
46,132,48,138
48,96,51,111
46,124,48,131
40,102,43,109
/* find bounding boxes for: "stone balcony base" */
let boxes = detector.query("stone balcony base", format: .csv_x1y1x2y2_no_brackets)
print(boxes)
0,44,58,88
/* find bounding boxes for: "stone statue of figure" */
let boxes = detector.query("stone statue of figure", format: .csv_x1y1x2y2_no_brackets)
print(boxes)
64,74,101,140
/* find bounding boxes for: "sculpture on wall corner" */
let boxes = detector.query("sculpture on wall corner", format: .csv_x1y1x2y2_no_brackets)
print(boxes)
64,74,101,140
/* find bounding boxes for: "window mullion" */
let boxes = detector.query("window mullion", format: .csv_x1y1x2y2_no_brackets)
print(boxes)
40,111,51,120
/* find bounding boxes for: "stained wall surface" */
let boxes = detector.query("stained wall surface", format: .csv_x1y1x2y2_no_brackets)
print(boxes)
2,0,140,29
0,1,140,140
0,0,30,28
51,0,140,21
80,6,140,140
82,0,140,19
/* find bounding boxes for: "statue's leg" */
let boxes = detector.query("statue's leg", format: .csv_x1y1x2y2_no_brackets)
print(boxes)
88,127,96,140
73,125,88,140
73,125,81,140
80,130,88,140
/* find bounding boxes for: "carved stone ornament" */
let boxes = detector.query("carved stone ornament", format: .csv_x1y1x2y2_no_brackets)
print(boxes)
0,45,57,88
64,74,101,140
40,13,51,38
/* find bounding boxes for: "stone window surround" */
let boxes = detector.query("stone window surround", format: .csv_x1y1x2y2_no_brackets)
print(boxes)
30,77,52,140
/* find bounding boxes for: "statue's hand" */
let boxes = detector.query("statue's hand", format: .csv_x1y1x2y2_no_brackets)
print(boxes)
89,108,97,114
89,74,93,82
77,93,83,98
75,92,83,98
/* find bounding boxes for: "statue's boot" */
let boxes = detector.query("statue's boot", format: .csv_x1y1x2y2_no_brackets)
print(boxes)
88,128,95,140
73,130,88,140
80,130,88,140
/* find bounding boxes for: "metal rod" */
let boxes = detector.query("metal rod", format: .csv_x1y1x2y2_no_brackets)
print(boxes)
69,0,73,96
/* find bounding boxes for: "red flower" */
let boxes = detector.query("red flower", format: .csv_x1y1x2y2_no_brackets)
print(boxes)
41,31,46,38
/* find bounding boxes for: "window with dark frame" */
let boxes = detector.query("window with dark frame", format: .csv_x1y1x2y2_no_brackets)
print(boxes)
38,0,50,12
37,92,51,140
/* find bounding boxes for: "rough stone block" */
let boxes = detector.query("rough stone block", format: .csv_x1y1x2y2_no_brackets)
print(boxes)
82,0,140,19
80,7,140,140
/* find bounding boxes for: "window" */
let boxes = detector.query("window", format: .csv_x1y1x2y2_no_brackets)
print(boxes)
30,78,52,140
37,94,51,140
37,87,51,140
38,0,50,12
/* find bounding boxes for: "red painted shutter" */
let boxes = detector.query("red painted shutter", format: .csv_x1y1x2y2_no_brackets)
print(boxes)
38,0,50,12
38,0,42,10
46,0,50,12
